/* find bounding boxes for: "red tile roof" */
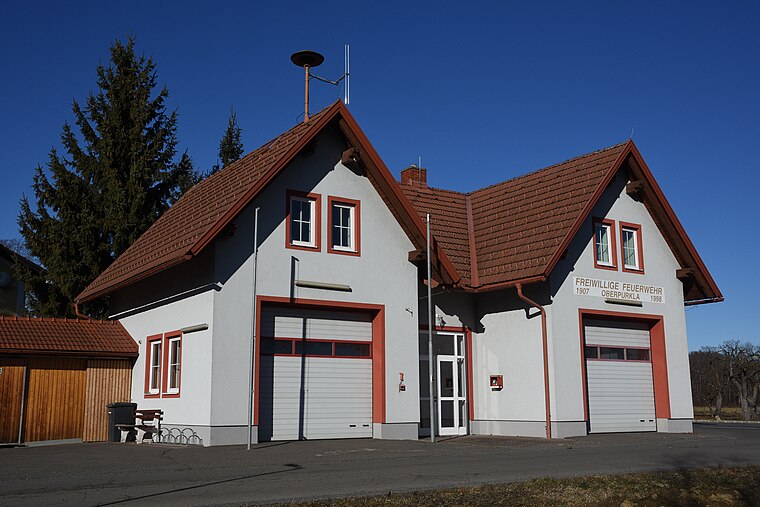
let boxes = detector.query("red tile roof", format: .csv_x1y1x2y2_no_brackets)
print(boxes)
77,101,461,303
403,142,629,288
403,140,722,303
77,104,337,303
0,316,137,357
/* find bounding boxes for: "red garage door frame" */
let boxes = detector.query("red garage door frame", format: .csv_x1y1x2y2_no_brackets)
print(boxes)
253,296,386,427
578,308,671,426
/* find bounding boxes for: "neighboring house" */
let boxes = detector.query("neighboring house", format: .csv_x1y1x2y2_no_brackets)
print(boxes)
0,243,42,316
75,101,721,445
0,316,136,445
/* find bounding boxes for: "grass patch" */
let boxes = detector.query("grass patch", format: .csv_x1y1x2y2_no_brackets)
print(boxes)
694,406,757,421
274,466,760,506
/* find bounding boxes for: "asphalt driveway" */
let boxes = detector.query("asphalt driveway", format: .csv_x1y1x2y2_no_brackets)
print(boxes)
1,423,758,506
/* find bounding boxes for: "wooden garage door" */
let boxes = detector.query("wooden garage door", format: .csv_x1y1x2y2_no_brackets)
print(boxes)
258,308,373,441
0,358,26,445
82,360,133,442
584,319,656,433
24,357,87,442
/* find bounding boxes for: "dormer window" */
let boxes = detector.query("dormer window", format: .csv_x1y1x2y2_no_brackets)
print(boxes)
286,191,321,251
593,218,617,270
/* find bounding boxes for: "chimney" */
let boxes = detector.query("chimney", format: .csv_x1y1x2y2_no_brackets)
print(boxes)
400,165,427,189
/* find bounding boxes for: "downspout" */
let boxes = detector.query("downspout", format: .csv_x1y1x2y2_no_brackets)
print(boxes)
515,283,551,439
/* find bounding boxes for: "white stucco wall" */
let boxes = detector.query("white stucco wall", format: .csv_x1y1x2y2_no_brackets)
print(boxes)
117,289,215,427
209,129,421,435
549,169,693,425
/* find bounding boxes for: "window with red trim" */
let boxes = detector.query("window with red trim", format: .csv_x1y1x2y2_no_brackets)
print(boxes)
620,222,644,273
144,331,182,398
286,191,321,251
328,196,360,256
145,335,163,397
593,218,617,270
164,334,182,396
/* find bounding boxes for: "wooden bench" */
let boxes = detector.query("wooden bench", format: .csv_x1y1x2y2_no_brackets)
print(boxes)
115,409,163,444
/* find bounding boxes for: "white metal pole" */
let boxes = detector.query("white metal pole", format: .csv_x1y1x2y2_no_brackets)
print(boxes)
426,213,436,443
247,207,260,450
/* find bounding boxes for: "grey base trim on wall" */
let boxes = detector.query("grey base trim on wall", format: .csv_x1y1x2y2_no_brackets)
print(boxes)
551,421,587,438
160,424,257,446
470,420,547,438
373,422,419,440
656,418,693,434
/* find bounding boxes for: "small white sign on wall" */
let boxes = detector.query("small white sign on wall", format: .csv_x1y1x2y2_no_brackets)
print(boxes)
573,276,665,304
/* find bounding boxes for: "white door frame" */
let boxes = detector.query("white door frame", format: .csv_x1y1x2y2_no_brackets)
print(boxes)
420,331,468,437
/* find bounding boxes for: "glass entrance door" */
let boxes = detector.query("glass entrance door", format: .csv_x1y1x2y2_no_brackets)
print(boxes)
419,331,467,437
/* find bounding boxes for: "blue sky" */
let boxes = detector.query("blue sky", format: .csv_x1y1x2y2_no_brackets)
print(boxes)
0,1,757,349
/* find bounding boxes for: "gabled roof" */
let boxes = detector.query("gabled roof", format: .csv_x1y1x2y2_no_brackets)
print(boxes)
402,140,722,304
0,316,137,357
77,101,461,303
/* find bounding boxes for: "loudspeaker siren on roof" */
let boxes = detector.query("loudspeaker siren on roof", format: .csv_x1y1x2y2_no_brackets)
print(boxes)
291,45,351,121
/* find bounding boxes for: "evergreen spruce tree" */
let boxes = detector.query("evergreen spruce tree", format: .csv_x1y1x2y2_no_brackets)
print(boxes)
207,108,244,176
17,37,196,317
219,108,244,168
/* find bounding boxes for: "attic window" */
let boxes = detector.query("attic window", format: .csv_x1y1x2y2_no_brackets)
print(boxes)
328,196,360,256
620,222,644,273
286,191,321,251
593,218,617,270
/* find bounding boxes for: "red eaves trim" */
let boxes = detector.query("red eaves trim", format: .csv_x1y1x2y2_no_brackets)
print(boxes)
335,104,462,286
626,143,722,302
544,140,633,278
465,195,480,287
469,275,546,293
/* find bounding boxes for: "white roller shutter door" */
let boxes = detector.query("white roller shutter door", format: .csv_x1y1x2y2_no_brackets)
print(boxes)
258,308,373,441
585,319,656,433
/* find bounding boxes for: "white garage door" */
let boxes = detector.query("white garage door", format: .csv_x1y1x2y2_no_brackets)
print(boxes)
584,319,656,433
258,308,373,441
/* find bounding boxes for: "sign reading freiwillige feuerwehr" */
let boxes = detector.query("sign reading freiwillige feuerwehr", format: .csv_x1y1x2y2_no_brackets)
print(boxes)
573,276,665,304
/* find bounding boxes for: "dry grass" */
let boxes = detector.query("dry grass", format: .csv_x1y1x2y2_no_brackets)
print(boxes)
273,466,760,506
693,406,757,421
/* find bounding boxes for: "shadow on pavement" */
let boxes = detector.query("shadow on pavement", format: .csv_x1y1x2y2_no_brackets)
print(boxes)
99,463,302,505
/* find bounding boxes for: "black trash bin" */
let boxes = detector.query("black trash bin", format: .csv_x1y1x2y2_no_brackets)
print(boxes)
107,402,137,442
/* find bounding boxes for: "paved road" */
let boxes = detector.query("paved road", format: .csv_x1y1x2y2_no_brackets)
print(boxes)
1,423,759,506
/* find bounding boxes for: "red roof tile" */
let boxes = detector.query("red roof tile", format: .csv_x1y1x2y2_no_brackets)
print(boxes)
0,316,137,357
402,142,629,288
77,105,337,303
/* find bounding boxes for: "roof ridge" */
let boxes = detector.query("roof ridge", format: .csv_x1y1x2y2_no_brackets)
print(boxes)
469,141,629,196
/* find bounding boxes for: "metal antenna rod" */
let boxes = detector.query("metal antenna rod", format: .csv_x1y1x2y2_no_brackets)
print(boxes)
304,65,310,121
345,44,350,105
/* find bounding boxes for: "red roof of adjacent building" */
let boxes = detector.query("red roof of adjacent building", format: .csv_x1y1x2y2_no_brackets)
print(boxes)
0,316,137,357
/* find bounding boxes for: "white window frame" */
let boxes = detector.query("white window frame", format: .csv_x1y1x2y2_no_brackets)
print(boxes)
622,227,640,270
331,202,355,252
290,196,316,247
594,222,613,266
166,335,181,394
148,340,162,395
